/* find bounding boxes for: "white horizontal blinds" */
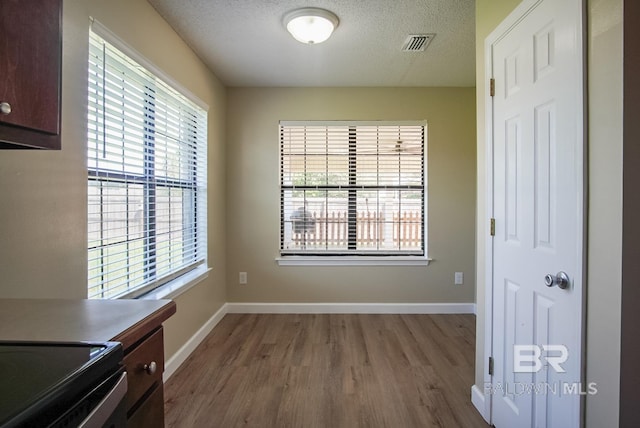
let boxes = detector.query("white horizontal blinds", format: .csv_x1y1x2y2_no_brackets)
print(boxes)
88,30,207,299
280,122,425,255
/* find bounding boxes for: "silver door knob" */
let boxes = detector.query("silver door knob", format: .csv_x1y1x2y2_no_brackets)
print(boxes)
0,102,11,115
143,361,157,375
544,271,569,289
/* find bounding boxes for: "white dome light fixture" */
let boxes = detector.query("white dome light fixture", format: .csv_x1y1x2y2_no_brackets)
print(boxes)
283,8,339,44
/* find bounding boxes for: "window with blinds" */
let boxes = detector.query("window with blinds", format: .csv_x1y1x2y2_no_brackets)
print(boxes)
280,122,426,256
87,26,207,299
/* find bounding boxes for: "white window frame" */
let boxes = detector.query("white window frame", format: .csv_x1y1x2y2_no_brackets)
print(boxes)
277,120,431,266
87,19,210,299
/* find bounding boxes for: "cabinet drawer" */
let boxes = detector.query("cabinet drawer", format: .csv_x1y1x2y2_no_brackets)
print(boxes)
123,327,164,411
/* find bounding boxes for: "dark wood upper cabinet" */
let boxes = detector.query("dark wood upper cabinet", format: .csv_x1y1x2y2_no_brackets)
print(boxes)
0,0,62,149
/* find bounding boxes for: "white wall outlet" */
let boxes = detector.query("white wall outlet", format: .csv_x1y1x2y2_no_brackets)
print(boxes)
239,272,248,285
454,272,464,285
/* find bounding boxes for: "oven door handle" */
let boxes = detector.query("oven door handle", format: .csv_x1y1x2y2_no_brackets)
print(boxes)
78,371,128,428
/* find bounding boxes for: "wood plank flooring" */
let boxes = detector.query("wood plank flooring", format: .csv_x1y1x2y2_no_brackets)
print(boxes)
164,314,489,428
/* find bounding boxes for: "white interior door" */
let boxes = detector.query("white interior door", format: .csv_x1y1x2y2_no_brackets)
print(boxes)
489,0,584,427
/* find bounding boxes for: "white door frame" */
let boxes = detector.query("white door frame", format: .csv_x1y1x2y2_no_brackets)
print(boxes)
477,0,587,424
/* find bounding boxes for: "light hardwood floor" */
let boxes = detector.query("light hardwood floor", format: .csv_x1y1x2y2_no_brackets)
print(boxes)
164,313,489,428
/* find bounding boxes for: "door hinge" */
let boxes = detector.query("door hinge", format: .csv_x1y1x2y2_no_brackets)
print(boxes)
489,356,494,376
490,78,495,97
490,218,496,236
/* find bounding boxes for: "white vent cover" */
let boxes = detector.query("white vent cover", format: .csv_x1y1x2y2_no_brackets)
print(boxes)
402,34,435,52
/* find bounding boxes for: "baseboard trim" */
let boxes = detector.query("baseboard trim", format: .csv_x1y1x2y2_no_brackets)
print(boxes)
471,384,490,423
226,302,476,314
163,303,229,382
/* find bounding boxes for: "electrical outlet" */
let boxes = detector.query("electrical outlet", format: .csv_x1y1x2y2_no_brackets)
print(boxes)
454,272,464,285
239,272,248,285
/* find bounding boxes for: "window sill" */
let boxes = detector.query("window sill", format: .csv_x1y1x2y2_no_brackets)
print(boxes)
138,265,211,300
276,256,432,266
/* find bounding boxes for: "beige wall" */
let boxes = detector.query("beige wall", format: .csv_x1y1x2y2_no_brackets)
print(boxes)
226,87,476,304
474,0,623,425
0,0,228,359
585,0,623,424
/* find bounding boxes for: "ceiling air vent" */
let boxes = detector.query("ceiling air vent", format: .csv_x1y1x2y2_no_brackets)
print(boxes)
402,34,435,52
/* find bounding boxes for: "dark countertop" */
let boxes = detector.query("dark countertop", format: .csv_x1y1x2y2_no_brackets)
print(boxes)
0,299,176,350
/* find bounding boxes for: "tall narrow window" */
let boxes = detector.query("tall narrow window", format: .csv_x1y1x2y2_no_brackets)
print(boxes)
87,25,208,299
280,121,426,256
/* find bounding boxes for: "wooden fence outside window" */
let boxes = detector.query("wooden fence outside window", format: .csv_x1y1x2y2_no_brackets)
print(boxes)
291,211,422,249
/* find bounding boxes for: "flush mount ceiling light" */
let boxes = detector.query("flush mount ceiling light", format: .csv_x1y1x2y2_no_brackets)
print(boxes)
283,7,339,44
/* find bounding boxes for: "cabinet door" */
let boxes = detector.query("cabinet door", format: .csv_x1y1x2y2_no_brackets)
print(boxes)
127,384,165,428
0,0,62,149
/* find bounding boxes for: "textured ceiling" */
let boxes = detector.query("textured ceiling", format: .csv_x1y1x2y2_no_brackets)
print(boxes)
146,0,476,87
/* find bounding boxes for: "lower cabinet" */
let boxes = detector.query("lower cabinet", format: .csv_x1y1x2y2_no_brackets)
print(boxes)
121,327,166,427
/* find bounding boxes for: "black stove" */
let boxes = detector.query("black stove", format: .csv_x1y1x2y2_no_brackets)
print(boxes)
0,341,126,428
